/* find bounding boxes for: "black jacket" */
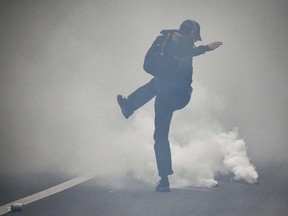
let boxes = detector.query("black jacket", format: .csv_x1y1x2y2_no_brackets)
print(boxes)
156,30,210,91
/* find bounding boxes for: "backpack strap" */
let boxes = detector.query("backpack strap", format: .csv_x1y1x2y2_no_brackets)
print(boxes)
159,33,171,56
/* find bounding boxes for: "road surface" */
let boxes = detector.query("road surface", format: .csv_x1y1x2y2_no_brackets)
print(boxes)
0,165,287,216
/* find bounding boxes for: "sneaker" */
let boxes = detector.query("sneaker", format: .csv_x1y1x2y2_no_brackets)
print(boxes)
155,177,171,192
117,95,133,119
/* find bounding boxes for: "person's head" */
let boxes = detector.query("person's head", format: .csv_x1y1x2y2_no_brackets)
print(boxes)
179,20,202,42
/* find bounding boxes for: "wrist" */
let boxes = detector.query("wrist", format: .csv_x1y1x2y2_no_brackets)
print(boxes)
204,45,211,52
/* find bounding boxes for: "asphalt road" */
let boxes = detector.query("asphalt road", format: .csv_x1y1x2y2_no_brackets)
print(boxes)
1,165,287,216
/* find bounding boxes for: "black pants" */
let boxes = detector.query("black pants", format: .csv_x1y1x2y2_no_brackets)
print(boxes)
127,77,192,177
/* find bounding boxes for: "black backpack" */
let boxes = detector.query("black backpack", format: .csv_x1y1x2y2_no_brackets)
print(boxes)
143,32,173,78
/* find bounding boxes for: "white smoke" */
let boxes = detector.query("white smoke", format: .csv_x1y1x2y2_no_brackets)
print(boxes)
37,78,258,188
172,127,258,187
97,83,259,188
114,110,258,188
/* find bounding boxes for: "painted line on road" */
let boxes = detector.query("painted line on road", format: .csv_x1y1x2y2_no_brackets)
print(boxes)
0,175,95,215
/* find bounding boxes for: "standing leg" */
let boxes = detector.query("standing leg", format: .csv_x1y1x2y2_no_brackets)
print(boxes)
153,89,191,192
153,95,174,177
153,94,174,192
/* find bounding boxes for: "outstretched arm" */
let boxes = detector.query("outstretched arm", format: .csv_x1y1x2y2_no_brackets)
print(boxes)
191,41,223,57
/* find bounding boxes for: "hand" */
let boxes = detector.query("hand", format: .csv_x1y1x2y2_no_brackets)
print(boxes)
208,41,223,51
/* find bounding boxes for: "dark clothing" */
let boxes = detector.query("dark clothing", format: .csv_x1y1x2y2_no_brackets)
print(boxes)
154,79,192,176
127,30,209,176
144,29,209,84
127,77,191,176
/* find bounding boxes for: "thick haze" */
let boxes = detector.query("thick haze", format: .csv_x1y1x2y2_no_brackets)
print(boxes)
0,0,287,186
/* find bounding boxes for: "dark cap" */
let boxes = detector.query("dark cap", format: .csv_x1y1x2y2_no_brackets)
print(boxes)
179,20,202,41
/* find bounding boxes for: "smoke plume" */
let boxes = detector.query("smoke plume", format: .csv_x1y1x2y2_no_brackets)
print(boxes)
104,94,258,188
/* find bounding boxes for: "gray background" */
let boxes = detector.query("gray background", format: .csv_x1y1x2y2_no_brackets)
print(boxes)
0,0,287,187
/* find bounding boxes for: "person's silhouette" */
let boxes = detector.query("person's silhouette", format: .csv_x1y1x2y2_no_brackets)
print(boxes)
117,20,222,192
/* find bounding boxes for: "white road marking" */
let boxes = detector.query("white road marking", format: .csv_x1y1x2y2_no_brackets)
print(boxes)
0,175,95,215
